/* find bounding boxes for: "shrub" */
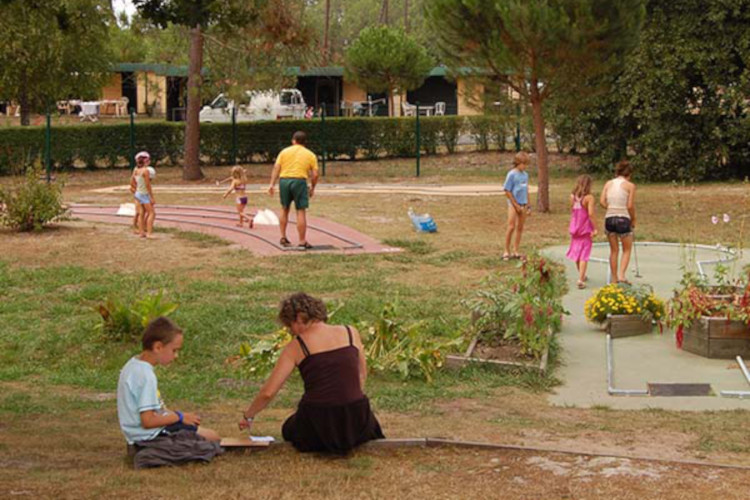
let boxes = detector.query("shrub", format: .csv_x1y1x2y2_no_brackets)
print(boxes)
96,291,179,342
466,115,493,151
435,116,464,154
0,115,506,174
464,254,567,358
0,168,67,231
359,302,462,382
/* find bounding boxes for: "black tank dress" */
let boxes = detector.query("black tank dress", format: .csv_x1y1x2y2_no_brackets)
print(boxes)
282,326,384,454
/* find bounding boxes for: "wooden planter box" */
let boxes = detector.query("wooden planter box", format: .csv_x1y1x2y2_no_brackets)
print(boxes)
682,317,750,359
606,314,653,338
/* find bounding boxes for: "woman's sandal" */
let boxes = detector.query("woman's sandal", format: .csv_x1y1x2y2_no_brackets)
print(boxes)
280,237,291,247
298,242,313,250
502,253,511,261
577,280,586,289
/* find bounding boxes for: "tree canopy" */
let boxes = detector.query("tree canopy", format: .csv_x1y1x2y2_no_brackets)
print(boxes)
0,0,113,125
425,0,644,211
344,25,433,115
572,0,750,181
134,0,312,180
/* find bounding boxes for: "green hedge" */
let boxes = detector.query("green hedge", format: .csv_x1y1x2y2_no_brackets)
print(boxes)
0,115,514,174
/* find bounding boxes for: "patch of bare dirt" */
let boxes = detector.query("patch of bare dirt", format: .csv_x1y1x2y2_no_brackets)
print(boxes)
472,338,536,363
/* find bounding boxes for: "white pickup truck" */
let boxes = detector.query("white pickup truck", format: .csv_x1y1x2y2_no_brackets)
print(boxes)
199,89,307,123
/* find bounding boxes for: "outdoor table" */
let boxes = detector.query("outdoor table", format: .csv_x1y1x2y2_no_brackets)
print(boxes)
80,101,100,122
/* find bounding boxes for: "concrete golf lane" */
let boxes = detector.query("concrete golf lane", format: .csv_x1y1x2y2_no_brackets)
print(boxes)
543,242,750,410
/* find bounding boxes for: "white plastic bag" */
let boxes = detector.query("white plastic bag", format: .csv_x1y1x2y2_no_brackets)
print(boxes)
117,203,136,216
254,208,280,226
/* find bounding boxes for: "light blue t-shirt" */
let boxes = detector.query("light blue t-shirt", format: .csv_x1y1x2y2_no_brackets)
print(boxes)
117,356,165,444
503,169,529,205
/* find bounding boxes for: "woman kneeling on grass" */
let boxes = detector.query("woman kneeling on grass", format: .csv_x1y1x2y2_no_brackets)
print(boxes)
239,292,384,454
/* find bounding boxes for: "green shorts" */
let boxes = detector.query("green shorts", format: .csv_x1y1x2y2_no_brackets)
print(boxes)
279,178,309,209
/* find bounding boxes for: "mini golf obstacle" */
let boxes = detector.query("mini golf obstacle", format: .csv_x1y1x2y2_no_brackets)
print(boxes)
545,241,750,410
599,243,744,399
70,204,400,257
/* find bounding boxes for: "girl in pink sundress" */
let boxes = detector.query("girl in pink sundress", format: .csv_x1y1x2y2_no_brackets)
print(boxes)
566,175,597,289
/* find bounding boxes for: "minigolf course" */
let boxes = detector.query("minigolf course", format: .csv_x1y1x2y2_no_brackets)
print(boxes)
70,204,400,256
544,242,750,411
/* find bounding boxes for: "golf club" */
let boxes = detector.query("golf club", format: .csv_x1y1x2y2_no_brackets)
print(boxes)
632,231,642,278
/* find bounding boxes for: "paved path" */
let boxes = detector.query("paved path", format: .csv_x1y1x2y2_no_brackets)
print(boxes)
543,243,750,410
70,204,399,257
92,183,538,197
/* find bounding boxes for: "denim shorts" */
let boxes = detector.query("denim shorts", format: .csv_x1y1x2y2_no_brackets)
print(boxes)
134,192,152,205
605,216,632,237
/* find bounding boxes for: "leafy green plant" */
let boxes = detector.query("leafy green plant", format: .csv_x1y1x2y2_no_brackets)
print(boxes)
464,254,567,359
238,301,461,382
0,168,67,231
238,328,292,375
360,302,462,382
96,291,179,342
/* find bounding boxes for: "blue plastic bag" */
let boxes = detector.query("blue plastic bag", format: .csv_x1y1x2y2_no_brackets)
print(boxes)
408,208,437,233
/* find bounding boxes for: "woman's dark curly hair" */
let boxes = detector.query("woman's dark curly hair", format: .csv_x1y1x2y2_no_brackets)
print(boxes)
278,292,328,326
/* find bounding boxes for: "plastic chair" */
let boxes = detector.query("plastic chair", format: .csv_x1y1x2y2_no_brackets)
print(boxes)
435,102,446,116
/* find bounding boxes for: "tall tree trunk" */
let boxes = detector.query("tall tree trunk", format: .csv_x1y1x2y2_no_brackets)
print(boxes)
322,0,330,63
19,83,30,127
379,0,389,25
183,25,205,181
404,0,409,32
530,82,549,212
388,88,394,117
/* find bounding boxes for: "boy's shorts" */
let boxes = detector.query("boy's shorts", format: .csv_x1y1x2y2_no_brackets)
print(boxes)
279,178,309,209
160,422,198,436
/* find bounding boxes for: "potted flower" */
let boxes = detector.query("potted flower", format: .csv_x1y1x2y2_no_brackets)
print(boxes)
667,272,750,358
584,284,665,338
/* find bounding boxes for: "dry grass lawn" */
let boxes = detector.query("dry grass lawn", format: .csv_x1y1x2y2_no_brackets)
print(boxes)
2,152,750,498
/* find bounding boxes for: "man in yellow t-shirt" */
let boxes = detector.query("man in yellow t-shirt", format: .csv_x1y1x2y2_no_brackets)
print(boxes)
268,131,319,249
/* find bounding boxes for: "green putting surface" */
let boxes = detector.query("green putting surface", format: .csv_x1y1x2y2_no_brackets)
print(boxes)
543,242,750,410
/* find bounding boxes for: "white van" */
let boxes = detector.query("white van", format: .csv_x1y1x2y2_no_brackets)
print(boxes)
199,89,306,123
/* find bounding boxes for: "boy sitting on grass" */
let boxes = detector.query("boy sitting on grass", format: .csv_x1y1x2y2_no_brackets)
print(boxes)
117,317,221,468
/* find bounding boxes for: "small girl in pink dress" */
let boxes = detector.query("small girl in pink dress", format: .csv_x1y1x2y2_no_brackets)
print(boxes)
566,175,597,289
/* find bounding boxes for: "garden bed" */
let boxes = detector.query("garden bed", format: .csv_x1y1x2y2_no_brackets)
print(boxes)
446,334,550,374
682,317,750,359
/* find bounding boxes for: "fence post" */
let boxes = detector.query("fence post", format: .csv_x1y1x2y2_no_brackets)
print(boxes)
415,102,421,177
231,106,237,165
320,107,326,177
45,111,51,183
129,109,136,169
515,102,521,152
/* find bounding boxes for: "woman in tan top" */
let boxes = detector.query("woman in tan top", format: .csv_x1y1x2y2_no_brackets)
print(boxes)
599,160,636,284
